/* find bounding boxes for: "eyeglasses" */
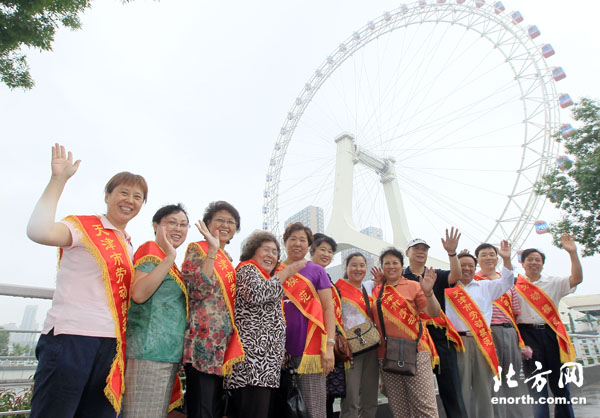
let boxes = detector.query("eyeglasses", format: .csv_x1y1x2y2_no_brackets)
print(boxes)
213,217,237,227
164,220,190,229
259,246,279,256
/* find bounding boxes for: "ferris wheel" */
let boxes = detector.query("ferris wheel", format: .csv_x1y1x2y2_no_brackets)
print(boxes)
263,0,569,257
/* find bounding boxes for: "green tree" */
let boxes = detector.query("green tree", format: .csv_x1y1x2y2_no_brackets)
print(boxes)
536,97,600,256
0,327,9,355
10,343,31,356
0,0,92,89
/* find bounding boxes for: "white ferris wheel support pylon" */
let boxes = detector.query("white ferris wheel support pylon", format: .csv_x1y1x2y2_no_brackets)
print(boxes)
327,132,449,268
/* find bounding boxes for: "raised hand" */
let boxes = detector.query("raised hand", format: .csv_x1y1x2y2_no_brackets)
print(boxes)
419,267,437,295
278,259,307,282
370,266,384,284
560,233,577,254
156,224,176,260
441,227,461,255
195,220,220,251
498,240,511,260
51,143,81,181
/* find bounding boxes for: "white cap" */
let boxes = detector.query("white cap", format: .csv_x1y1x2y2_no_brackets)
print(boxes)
407,238,430,249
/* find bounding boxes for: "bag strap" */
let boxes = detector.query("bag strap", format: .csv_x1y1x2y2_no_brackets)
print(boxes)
376,282,423,344
362,285,373,318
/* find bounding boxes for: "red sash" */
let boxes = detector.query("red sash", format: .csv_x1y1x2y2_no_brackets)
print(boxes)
475,273,525,348
445,284,499,376
515,275,576,363
187,241,244,375
331,285,346,336
62,216,133,413
419,310,465,353
277,264,327,374
335,279,371,322
374,284,440,368
133,241,187,411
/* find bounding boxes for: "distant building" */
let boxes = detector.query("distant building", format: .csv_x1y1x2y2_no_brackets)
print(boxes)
561,294,600,334
11,305,39,349
284,206,324,234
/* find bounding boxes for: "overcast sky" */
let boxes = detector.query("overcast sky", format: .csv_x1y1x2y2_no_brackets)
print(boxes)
1,0,599,326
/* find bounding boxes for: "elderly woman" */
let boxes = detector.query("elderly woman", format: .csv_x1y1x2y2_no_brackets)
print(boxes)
27,144,147,417
226,231,306,418
372,248,440,418
280,222,336,418
123,204,190,417
181,201,242,418
337,252,379,418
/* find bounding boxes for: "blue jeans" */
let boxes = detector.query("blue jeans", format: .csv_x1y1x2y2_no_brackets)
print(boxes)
30,330,117,418
519,325,575,418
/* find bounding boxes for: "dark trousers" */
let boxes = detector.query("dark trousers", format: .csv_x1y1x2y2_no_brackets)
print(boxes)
230,385,273,418
184,363,224,418
428,325,469,418
30,330,117,418
519,325,575,418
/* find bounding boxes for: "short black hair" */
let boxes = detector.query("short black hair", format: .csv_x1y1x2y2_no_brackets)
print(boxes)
202,201,241,231
379,247,404,266
310,233,337,254
474,243,497,258
458,253,478,266
521,248,546,264
152,203,188,225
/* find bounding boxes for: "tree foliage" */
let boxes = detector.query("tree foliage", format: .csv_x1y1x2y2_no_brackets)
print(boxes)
537,97,600,257
0,0,92,89
0,327,8,356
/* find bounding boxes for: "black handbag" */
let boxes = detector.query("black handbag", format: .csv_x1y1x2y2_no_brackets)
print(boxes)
270,367,310,418
376,282,422,376
326,361,347,398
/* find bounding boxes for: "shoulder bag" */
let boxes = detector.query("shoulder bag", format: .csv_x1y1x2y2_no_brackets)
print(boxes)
346,286,380,355
376,282,422,376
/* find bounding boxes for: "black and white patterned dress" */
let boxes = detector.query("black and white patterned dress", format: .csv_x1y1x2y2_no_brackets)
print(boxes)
226,264,285,389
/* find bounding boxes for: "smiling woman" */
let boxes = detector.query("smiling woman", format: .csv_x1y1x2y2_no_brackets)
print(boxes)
122,204,190,417
180,201,243,418
225,231,305,418
26,144,148,418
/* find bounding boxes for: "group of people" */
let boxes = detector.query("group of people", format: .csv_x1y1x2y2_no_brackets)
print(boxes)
26,144,584,418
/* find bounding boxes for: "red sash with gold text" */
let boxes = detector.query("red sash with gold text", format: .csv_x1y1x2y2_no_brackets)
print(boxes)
133,241,187,411
419,310,465,353
475,273,525,348
445,284,499,376
188,241,244,374
277,264,327,374
62,216,133,413
374,284,440,368
515,275,576,363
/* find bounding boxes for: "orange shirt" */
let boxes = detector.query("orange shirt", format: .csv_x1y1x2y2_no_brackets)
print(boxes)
372,277,428,358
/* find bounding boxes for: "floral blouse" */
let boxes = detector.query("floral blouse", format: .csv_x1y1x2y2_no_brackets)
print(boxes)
181,244,233,375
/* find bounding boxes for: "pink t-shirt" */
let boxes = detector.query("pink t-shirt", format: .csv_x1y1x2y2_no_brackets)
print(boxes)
41,215,133,338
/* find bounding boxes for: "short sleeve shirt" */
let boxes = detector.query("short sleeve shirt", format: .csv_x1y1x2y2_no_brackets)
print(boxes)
403,266,450,312
42,215,133,338
284,261,332,357
517,275,575,324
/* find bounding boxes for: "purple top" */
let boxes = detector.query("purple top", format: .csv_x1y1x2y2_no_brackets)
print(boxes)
283,261,331,357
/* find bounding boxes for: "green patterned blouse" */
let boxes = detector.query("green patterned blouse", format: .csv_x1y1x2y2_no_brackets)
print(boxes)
126,261,187,363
